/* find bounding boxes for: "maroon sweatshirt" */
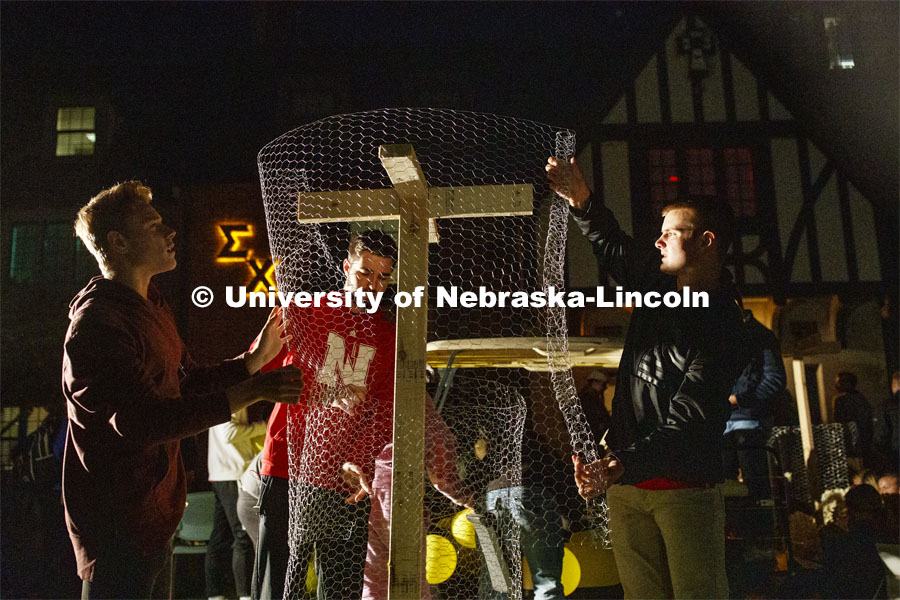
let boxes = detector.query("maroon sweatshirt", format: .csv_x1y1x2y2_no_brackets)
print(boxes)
61,277,248,581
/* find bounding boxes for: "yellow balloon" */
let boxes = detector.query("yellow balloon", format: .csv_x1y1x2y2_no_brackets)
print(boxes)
305,552,317,594
522,546,581,596
425,534,457,584
451,508,477,548
560,547,581,596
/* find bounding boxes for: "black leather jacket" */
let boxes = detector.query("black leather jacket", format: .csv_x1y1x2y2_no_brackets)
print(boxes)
573,197,744,485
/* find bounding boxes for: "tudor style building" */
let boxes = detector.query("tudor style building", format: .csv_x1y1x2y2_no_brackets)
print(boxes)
1,2,896,470
570,10,897,416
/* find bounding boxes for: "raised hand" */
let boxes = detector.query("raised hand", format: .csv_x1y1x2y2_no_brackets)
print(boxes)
246,307,292,374
546,156,591,211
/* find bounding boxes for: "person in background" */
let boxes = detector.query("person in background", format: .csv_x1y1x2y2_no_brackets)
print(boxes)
483,423,578,600
821,485,888,599
206,408,267,600
878,472,899,496
877,472,899,544
578,370,611,444
354,394,473,600
722,310,786,500
832,371,875,468
851,468,879,491
874,371,900,472
236,452,264,552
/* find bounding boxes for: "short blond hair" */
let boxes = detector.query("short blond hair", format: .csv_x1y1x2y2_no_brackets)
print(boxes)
74,181,152,271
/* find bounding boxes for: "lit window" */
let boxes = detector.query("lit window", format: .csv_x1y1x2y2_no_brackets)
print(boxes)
0,407,49,473
1,406,20,472
8,222,97,283
649,149,678,216
9,224,41,282
824,18,854,70
647,147,757,219
56,107,96,156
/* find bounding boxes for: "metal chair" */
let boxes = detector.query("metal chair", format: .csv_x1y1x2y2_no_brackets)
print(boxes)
168,491,216,600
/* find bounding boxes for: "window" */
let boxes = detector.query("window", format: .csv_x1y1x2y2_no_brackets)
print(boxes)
649,149,679,214
724,148,756,217
0,406,20,472
648,147,757,218
824,18,854,70
685,148,716,197
0,406,49,472
9,224,41,282
56,107,96,156
9,222,97,284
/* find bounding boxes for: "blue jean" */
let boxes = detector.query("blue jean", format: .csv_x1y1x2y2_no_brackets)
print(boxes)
486,486,567,600
206,480,254,598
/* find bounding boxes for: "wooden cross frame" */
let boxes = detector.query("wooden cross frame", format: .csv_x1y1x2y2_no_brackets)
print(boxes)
297,144,533,599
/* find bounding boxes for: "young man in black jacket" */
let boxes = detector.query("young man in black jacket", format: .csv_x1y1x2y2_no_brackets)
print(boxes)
547,157,743,599
723,311,786,500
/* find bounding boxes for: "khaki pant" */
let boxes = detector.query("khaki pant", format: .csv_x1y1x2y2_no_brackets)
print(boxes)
607,484,729,599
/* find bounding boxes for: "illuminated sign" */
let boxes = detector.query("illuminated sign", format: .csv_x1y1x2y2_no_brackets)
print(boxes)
216,222,276,292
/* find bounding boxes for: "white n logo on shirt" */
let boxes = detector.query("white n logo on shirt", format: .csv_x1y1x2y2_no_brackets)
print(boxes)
316,332,375,388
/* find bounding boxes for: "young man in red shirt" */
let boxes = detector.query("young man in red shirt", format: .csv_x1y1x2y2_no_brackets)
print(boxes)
254,230,471,600
254,230,398,600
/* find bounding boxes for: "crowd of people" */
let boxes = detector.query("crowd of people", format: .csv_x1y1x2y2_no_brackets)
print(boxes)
4,164,898,600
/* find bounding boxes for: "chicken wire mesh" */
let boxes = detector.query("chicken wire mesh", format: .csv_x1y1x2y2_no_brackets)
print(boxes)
256,108,608,599
769,423,854,507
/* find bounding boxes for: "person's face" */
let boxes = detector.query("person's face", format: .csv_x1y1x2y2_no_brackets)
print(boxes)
655,208,702,275
590,380,606,394
120,202,176,275
343,250,393,295
878,475,899,495
835,376,851,393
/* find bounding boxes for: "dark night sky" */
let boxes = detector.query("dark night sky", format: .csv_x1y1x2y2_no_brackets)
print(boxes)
1,1,683,183
1,1,896,203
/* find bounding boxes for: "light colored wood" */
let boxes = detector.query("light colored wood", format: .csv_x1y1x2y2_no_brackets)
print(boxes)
427,184,533,219
381,144,428,600
297,189,400,222
792,359,815,466
815,364,829,424
298,150,531,249
426,337,623,370
298,184,534,225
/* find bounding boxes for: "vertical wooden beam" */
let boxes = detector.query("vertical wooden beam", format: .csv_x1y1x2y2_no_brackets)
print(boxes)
793,359,814,466
836,174,858,282
793,358,821,500
721,50,736,123
815,364,829,425
657,46,672,125
380,144,427,600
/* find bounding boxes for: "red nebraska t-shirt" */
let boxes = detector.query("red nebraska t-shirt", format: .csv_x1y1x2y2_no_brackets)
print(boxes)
259,303,396,494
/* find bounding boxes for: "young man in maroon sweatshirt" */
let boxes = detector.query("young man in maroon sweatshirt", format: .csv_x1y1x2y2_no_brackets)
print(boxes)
63,181,303,599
